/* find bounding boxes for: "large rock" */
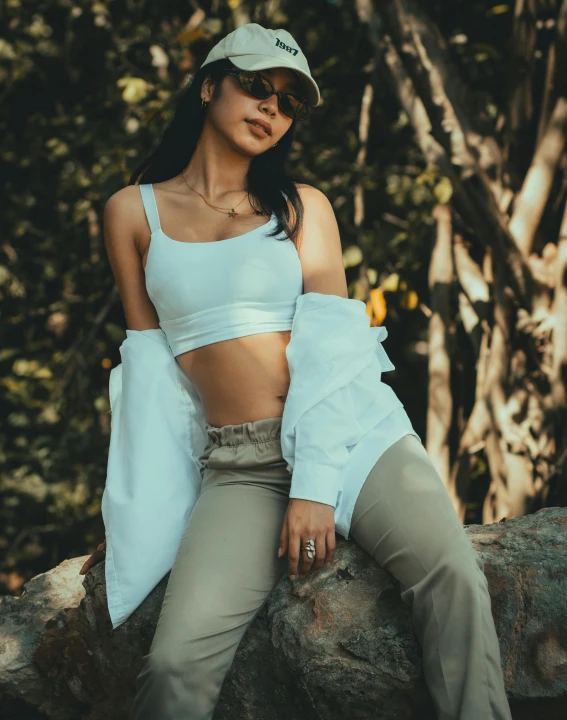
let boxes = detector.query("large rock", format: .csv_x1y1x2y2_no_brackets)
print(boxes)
1,507,567,719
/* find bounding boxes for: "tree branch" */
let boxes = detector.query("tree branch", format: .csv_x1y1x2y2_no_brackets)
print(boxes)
504,0,539,185
427,203,454,487
551,197,567,407
369,0,535,311
509,97,567,256
536,0,567,148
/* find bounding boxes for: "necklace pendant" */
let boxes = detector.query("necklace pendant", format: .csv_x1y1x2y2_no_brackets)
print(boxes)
228,209,236,218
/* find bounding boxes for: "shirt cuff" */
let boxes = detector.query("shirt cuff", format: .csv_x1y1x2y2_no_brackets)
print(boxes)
288,459,342,508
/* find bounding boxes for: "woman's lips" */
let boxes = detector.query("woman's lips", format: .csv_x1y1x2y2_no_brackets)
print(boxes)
246,120,269,138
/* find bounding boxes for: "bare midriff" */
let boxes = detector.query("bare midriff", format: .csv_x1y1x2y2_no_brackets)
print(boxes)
174,331,292,427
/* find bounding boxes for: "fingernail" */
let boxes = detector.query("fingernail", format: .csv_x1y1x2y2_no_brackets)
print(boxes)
289,575,296,581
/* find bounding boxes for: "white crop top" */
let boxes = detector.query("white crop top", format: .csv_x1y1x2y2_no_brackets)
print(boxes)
140,183,304,357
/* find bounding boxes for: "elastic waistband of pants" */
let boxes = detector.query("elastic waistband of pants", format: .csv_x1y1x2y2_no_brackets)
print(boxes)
205,415,283,447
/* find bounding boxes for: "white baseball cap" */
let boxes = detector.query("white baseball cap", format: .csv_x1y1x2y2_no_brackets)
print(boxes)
200,23,321,107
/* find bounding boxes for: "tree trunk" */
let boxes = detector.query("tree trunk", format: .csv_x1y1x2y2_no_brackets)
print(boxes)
357,0,567,520
426,204,454,494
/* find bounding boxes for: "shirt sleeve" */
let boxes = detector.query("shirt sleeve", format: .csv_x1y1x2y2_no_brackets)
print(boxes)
283,301,399,509
287,381,358,508
285,334,400,509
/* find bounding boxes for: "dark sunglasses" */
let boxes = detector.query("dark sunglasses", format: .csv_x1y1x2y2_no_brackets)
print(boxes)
222,69,311,121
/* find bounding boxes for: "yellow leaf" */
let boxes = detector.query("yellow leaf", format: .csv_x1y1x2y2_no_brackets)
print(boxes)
94,396,110,414
343,245,363,268
33,367,53,379
202,18,223,35
400,290,419,310
380,272,399,292
370,288,387,325
177,28,205,45
117,77,148,104
415,166,439,185
488,4,509,16
433,177,453,204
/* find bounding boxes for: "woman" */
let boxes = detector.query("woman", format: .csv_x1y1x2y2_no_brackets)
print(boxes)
81,22,512,720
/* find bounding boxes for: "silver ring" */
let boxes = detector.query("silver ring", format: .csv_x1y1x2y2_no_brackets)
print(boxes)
301,538,316,559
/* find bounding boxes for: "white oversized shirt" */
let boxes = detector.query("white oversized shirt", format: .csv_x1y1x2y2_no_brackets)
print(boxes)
101,292,420,629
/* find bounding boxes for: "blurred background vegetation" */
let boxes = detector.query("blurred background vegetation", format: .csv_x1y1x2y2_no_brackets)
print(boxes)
2,0,566,597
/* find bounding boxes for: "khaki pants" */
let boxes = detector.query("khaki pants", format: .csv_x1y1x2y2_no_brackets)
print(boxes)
130,415,512,720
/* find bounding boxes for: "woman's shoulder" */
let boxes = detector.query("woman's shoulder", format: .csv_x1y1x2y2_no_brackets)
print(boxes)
105,184,143,213
293,181,318,193
103,185,149,257
104,185,149,235
292,183,334,217
293,182,328,203
284,183,331,231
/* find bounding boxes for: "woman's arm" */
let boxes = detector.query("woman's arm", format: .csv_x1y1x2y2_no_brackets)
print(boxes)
278,185,351,581
293,184,349,298
103,185,160,330
79,186,159,576
79,540,107,575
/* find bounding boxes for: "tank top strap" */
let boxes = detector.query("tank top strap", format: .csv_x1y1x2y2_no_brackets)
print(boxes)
139,183,162,234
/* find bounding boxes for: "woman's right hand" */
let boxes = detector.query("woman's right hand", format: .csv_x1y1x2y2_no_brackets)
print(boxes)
79,540,106,575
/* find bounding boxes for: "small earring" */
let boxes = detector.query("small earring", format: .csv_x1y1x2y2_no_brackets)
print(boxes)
272,142,278,148
201,98,208,108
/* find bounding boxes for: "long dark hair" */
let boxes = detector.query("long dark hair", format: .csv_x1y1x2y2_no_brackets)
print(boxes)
128,58,307,250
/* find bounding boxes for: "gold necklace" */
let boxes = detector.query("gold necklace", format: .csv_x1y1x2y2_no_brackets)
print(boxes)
180,172,263,218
